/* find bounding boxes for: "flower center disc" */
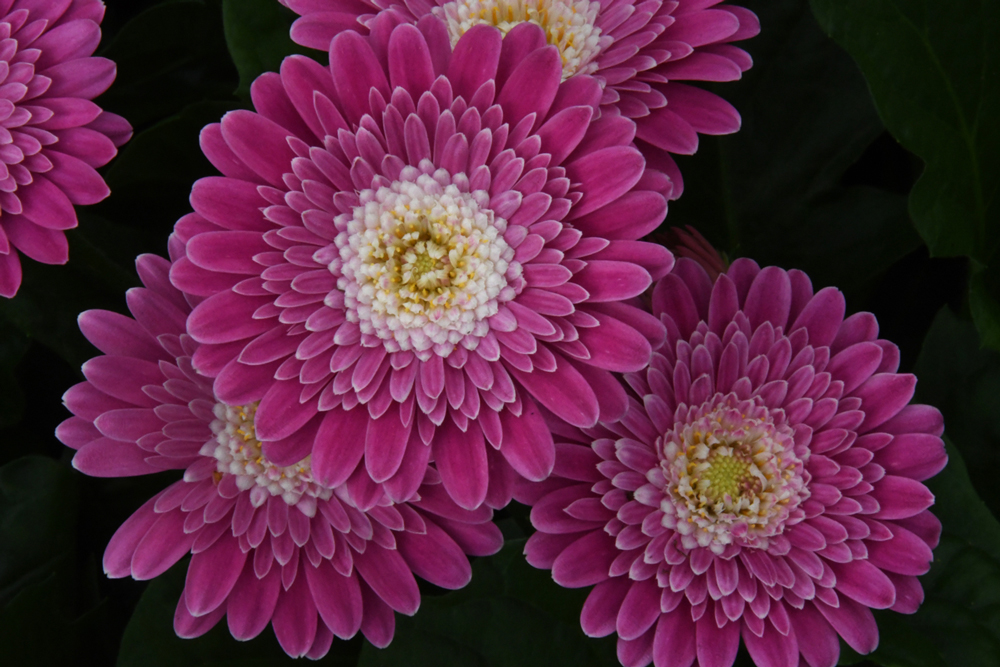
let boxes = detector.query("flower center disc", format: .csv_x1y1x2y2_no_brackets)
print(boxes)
660,395,809,553
436,0,605,79
206,402,332,507
336,170,516,355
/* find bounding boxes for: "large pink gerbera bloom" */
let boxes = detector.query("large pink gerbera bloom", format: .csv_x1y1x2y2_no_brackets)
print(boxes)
57,254,503,658
0,0,131,297
281,0,758,197
517,258,948,667
169,17,673,512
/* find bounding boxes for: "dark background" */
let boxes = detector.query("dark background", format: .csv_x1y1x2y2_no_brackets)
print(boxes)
0,0,997,665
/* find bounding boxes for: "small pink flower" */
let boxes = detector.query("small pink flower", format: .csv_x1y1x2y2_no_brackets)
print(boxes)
0,0,132,297
57,254,503,658
518,258,947,667
281,0,759,197
169,17,674,512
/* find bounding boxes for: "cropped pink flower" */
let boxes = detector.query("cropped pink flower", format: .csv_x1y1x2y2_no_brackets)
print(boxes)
57,254,503,658
517,258,947,667
0,0,131,297
169,17,673,512
282,0,759,197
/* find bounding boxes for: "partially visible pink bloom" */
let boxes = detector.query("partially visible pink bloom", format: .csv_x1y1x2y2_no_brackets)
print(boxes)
169,17,674,512
57,254,503,658
281,0,759,197
663,224,727,280
0,0,132,297
517,258,947,667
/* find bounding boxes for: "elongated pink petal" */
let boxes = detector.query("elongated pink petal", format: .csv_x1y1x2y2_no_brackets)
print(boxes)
354,545,421,615
185,534,248,616
498,397,555,481
435,414,489,510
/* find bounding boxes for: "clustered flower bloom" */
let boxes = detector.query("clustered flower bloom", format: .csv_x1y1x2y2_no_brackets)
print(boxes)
57,254,503,658
169,16,674,513
517,258,947,667
281,0,760,197
51,3,951,665
0,0,131,297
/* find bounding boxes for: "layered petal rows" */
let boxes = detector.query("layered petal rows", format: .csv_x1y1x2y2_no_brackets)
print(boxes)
58,254,503,658
517,258,947,667
281,0,759,196
169,17,674,512
0,0,131,297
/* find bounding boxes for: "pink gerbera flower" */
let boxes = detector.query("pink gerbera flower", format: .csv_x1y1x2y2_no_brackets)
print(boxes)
57,253,503,658
169,17,674,512
0,0,132,297
517,258,947,667
281,0,759,197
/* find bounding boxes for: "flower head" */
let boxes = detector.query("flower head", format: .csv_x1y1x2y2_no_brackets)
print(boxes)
58,254,503,658
0,0,131,297
518,258,948,667
169,17,674,512
280,0,759,198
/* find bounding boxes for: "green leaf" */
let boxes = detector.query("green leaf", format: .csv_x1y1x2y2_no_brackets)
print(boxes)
808,0,1000,265
100,0,238,128
0,574,110,664
222,0,300,100
106,100,240,192
970,263,1000,352
0,457,79,606
0,231,132,369
358,539,616,667
912,307,1000,517
662,0,919,296
118,561,362,667
100,100,241,240
0,316,28,428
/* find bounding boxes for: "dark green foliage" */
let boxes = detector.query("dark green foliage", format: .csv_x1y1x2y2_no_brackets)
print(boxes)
662,0,922,301
222,0,302,100
810,0,1000,349
357,540,618,667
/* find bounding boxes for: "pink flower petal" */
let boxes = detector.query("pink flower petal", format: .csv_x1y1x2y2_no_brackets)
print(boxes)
73,437,157,477
507,354,600,428
695,615,740,667
581,576,631,637
354,545,421,615
551,530,616,587
652,611,697,667
742,619,799,667
330,31,390,125
184,534,247,616
435,414,489,510
388,24,434,100
365,409,412,482
304,560,363,639
271,569,319,657
220,110,297,188
498,397,555,481
254,379,320,441
397,516,473,589
227,565,282,640
815,597,879,655
497,44,562,130
577,310,653,372
311,405,369,488
565,145,645,217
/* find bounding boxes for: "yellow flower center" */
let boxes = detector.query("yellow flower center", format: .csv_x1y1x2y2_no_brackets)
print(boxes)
435,0,606,80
